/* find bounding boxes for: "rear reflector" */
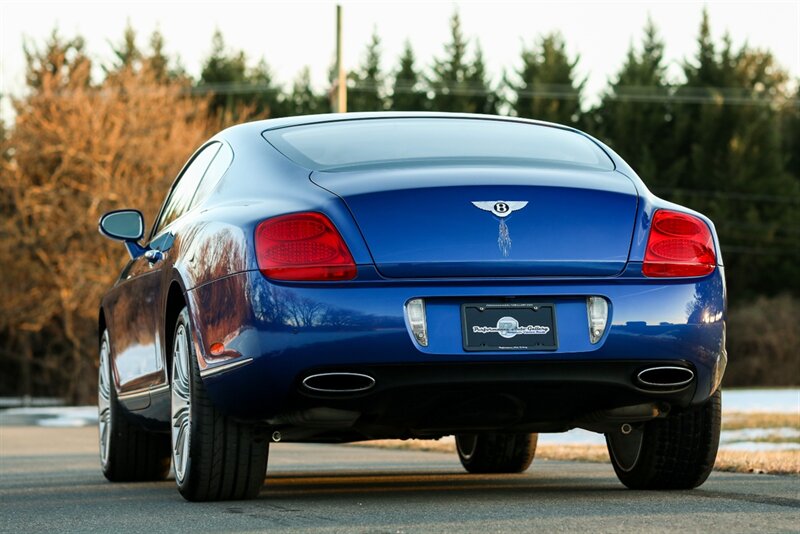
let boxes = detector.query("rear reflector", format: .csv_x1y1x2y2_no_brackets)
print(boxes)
587,296,609,344
255,212,356,281
405,298,428,347
643,210,716,277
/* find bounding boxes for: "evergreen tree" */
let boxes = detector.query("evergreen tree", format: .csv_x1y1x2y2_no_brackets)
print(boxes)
665,10,798,298
197,30,284,118
199,29,248,116
348,30,386,112
595,18,672,184
287,67,327,116
783,86,800,180
428,11,496,114
465,42,497,114
391,41,428,111
511,32,584,125
428,11,472,112
248,58,285,118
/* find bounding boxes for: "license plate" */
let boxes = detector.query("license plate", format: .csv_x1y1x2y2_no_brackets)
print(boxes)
462,302,557,351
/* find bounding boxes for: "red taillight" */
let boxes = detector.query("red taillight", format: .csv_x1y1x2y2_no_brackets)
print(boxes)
255,212,357,281
643,210,716,277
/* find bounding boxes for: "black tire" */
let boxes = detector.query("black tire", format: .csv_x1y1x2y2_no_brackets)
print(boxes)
455,433,538,474
98,329,171,482
606,390,721,490
171,308,268,501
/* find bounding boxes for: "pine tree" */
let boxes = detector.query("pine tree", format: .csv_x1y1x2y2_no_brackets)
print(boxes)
288,67,327,116
665,9,799,298
511,32,584,125
595,18,672,184
348,30,386,112
428,11,471,112
391,41,428,111
199,29,248,116
465,41,497,114
248,58,286,118
197,30,284,119
783,86,800,180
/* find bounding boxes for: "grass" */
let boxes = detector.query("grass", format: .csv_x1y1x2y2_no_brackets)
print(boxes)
722,411,800,430
351,416,800,476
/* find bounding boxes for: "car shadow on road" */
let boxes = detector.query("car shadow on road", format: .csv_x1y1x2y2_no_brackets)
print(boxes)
259,470,626,500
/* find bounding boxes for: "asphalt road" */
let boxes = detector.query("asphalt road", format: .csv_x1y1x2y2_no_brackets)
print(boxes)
1,427,799,533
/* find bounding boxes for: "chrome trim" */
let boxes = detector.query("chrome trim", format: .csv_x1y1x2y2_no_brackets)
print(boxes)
302,372,376,393
636,366,695,388
117,383,169,401
117,388,151,401
199,358,254,378
149,384,170,396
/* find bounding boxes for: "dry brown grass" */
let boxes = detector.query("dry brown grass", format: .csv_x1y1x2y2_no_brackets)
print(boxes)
352,438,800,475
723,411,800,430
715,450,800,475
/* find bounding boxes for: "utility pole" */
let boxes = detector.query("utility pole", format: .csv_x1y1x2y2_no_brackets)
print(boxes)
332,4,347,113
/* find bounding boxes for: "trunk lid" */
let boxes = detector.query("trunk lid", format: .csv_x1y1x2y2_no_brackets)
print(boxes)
311,165,639,278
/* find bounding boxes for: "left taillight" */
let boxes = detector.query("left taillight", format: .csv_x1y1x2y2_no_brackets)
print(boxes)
255,212,357,281
643,209,716,278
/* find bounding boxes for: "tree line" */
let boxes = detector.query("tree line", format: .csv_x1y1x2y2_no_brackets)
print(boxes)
0,9,797,401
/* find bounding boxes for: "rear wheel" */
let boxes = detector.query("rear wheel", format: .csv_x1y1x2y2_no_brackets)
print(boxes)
606,390,721,490
171,307,269,501
455,433,538,474
98,329,171,482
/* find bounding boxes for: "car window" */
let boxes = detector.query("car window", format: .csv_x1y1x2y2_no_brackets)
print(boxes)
152,142,220,237
263,118,614,172
189,142,233,210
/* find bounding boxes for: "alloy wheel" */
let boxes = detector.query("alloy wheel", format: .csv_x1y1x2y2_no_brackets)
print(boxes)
171,324,192,483
98,333,112,466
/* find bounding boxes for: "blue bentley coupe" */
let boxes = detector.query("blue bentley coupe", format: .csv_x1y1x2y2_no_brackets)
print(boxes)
97,113,726,501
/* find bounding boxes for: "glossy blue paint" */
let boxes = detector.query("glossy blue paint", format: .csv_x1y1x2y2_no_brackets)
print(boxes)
312,165,639,277
193,266,725,422
98,112,727,439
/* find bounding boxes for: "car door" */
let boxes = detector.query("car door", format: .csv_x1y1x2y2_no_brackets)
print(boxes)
107,143,220,396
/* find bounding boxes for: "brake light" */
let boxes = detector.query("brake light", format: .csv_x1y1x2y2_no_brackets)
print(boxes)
643,210,716,277
255,212,356,281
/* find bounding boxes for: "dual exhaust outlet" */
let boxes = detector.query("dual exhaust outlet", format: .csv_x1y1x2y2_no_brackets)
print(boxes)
302,372,375,394
635,366,695,390
300,366,694,395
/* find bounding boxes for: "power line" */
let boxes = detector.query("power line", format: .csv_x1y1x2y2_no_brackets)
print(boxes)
4,81,798,108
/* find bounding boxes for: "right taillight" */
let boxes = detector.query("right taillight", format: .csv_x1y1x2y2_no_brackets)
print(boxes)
643,210,716,277
255,212,357,281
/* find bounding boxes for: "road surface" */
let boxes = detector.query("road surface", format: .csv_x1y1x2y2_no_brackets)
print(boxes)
1,427,798,532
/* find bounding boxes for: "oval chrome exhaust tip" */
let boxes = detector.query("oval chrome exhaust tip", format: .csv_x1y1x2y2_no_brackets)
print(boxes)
636,366,695,389
302,372,375,394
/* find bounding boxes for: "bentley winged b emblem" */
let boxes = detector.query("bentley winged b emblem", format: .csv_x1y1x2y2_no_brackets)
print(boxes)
471,201,528,257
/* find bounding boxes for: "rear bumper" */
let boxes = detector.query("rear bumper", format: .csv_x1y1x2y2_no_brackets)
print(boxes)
186,265,726,433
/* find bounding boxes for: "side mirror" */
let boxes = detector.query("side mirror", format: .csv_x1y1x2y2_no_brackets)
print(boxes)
99,210,144,242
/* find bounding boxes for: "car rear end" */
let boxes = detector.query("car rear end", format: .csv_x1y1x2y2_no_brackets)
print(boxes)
193,116,726,442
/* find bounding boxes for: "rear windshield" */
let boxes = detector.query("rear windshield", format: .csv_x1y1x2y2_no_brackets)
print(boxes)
262,118,614,172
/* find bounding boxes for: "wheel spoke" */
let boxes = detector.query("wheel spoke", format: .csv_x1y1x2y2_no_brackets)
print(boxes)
97,335,112,466
171,323,192,483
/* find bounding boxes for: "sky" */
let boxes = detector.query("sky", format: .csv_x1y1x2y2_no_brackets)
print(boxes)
1,0,799,119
